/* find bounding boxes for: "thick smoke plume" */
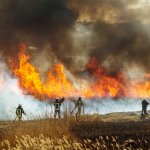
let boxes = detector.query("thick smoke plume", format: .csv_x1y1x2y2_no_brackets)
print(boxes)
69,0,150,76
0,0,77,73
0,0,149,76
0,0,150,120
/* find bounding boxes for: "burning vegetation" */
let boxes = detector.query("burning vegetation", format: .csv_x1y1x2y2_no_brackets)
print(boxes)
10,43,150,100
11,44,74,99
0,0,148,100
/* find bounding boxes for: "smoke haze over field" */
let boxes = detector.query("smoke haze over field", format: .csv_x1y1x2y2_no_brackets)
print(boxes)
0,61,146,120
0,68,145,120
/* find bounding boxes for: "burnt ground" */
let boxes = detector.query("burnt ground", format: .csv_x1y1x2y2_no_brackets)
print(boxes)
70,119,150,148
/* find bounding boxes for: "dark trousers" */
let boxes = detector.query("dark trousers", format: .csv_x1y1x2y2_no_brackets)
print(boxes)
76,108,81,117
142,107,147,115
54,110,61,118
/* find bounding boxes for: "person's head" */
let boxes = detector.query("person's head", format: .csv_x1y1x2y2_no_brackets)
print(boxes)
18,104,22,108
78,97,81,101
55,97,59,102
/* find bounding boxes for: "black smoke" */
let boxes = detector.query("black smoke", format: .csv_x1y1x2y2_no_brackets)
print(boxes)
69,0,150,75
0,0,150,77
0,0,77,69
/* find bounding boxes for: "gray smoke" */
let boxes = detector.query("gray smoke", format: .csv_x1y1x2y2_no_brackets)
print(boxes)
69,0,150,76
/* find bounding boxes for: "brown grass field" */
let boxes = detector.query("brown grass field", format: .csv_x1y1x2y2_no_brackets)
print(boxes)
0,112,150,149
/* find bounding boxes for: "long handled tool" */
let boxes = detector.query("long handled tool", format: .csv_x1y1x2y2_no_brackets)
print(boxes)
82,105,85,115
70,106,77,115
13,116,17,124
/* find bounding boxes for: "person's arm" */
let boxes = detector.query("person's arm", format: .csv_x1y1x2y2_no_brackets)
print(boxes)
75,102,78,107
60,98,65,103
16,109,18,115
142,101,144,105
81,101,84,106
22,109,26,115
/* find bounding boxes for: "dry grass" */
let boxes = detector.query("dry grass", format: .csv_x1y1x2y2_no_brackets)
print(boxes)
0,114,150,149
1,134,149,150
0,118,72,143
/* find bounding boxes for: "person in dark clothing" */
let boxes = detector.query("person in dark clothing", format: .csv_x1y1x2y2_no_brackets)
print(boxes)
142,100,149,116
54,97,65,118
16,104,26,121
75,97,84,117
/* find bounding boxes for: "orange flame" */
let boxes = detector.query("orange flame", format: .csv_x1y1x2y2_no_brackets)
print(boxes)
11,44,150,99
85,58,126,98
11,43,75,99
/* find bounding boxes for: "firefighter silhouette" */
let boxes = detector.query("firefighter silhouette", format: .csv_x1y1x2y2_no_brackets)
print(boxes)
75,97,84,117
142,100,149,116
54,97,65,118
16,104,26,121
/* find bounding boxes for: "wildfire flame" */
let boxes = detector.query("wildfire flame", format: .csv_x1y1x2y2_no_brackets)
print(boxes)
11,44,74,99
11,43,150,100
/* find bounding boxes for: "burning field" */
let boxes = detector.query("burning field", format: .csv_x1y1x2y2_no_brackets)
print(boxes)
0,0,149,101
9,43,150,99
0,0,150,149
